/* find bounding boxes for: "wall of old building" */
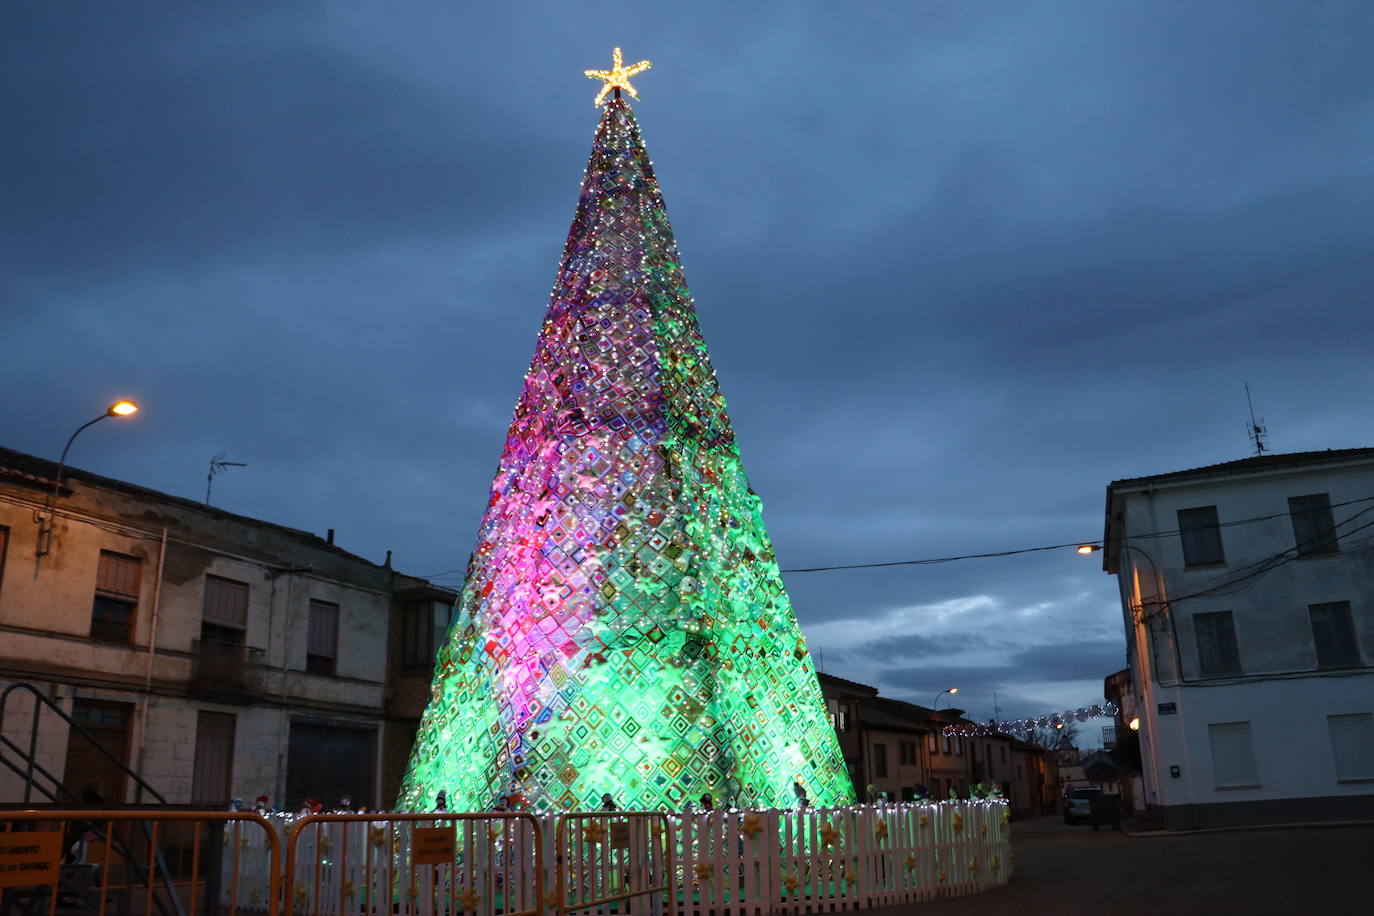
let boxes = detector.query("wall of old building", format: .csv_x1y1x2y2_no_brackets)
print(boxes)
0,453,440,810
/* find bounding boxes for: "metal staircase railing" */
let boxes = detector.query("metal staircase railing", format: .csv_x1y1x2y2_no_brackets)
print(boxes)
0,682,183,916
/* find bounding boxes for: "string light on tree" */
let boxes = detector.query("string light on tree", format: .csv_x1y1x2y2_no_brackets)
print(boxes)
396,51,852,812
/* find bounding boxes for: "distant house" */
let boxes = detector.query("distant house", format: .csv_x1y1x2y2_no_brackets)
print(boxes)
817,672,1055,813
0,445,455,810
1102,449,1374,829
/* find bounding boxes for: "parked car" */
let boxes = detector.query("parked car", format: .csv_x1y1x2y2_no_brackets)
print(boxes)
1063,786,1103,824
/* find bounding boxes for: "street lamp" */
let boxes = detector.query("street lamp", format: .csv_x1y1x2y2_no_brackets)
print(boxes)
933,687,959,710
37,400,140,556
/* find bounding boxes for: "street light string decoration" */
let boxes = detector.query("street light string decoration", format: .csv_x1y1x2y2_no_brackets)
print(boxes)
941,702,1118,738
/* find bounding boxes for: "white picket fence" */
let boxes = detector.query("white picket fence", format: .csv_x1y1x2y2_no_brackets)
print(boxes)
224,801,1011,915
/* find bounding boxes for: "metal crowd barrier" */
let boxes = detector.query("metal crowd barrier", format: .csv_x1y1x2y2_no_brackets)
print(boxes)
0,810,280,916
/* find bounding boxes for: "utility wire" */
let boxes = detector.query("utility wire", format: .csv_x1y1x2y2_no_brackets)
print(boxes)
413,493,1374,579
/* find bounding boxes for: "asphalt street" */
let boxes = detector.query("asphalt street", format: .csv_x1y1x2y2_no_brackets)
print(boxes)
884,815,1370,916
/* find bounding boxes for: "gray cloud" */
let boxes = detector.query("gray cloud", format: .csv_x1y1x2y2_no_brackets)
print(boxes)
5,1,1373,731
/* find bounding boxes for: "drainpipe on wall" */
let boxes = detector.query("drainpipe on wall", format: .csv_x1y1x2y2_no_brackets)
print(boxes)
135,527,168,802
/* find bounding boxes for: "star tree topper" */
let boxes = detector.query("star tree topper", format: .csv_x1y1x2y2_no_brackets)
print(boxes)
584,47,652,106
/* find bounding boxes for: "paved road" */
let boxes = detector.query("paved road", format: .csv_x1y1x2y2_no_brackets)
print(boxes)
883,815,1370,915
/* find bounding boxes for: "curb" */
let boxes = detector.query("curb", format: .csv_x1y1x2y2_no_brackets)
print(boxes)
1120,818,1374,838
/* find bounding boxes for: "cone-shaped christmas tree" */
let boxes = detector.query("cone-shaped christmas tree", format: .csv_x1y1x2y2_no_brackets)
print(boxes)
398,54,853,812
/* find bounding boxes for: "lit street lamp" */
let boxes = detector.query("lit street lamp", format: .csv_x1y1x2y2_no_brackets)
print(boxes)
933,687,959,710
37,400,140,556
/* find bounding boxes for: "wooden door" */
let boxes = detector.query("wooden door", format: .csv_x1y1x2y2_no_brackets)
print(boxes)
62,700,133,803
191,711,237,805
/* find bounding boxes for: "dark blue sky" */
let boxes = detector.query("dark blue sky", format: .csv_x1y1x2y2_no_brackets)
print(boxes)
5,2,1373,734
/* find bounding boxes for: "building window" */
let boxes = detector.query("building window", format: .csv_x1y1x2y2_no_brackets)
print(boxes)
307,600,339,675
1309,602,1361,669
899,740,916,765
91,551,141,643
1001,745,1008,764
872,742,888,778
942,733,951,754
953,736,963,756
1194,611,1242,676
202,576,249,648
1327,714,1374,782
1208,722,1259,788
1178,506,1225,567
928,732,938,754
402,599,454,670
1289,494,1339,556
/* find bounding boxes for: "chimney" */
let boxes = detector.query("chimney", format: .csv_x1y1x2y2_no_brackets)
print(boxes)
326,528,335,544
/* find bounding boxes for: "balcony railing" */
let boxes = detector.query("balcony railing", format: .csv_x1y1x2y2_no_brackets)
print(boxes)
189,639,265,701
1102,724,1117,748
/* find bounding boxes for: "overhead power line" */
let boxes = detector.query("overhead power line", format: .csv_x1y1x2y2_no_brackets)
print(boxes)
413,494,1374,580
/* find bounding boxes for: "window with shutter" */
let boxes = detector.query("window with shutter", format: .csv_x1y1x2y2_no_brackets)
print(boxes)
201,576,249,650
1328,714,1374,782
91,551,141,643
1208,722,1259,788
307,600,339,675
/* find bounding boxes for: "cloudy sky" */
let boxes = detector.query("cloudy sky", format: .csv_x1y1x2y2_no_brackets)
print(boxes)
6,2,1373,737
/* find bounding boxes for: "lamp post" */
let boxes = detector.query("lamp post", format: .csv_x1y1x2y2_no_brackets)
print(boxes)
37,400,139,557
933,687,959,710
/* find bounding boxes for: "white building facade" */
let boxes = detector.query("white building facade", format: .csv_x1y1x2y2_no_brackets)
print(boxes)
1103,449,1374,829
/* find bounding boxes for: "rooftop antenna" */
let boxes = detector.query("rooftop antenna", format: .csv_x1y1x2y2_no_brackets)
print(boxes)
1244,383,1268,456
206,452,247,506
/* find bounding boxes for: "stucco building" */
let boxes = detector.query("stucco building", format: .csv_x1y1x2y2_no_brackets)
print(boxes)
1102,448,1374,828
0,445,454,810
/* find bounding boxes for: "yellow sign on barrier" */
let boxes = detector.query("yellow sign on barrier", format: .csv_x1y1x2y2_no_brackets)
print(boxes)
412,826,456,865
0,830,62,888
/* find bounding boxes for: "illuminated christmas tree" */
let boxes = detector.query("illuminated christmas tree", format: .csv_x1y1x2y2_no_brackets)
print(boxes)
398,51,853,812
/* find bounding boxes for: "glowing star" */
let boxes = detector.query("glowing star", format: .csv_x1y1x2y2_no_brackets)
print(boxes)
968,857,980,874
951,812,963,832
874,820,888,842
818,820,839,847
457,887,481,911
780,870,801,894
584,47,653,106
740,813,763,839
583,821,605,845
904,853,918,871
693,862,714,881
